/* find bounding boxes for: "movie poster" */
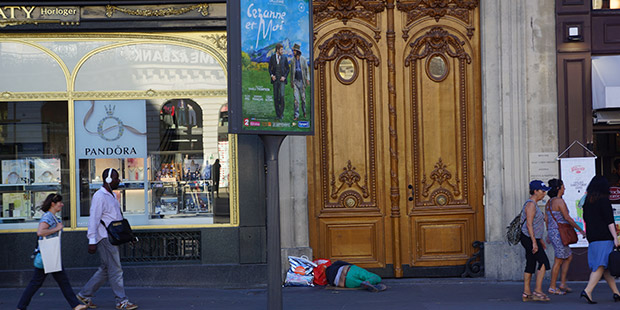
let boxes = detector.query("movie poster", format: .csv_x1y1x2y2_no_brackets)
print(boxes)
239,0,311,133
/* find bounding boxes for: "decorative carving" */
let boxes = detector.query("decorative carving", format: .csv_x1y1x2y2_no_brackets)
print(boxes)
105,3,209,18
331,160,369,199
316,30,379,209
202,34,227,54
313,0,386,25
406,27,471,208
421,158,460,197
405,27,471,65
397,0,479,39
313,0,386,41
315,30,380,68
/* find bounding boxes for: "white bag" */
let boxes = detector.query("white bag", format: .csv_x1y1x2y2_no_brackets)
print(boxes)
38,230,62,274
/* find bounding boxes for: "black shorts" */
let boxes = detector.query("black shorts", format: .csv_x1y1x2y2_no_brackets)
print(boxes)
520,233,550,274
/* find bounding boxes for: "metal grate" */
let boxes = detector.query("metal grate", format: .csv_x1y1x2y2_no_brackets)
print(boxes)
119,231,201,263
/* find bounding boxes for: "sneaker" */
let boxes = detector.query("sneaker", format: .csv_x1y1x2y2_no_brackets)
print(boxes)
76,295,97,309
360,281,387,292
116,300,138,310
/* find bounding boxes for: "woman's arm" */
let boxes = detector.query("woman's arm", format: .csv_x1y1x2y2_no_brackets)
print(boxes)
37,221,63,237
525,201,539,253
608,223,619,247
557,199,585,234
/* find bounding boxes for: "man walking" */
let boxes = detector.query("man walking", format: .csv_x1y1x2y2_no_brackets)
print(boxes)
268,42,289,120
290,43,309,120
77,168,138,310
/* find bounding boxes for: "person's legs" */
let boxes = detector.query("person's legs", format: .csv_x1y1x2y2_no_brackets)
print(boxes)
559,255,572,290
602,269,620,295
273,85,279,118
97,239,127,304
51,269,81,308
549,257,563,291
584,266,604,297
345,265,381,287
300,85,306,117
293,80,301,119
534,264,546,294
79,241,110,299
16,268,46,310
277,81,286,118
523,272,533,296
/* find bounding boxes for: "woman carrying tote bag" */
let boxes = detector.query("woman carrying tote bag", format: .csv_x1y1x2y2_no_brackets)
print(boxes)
16,194,87,310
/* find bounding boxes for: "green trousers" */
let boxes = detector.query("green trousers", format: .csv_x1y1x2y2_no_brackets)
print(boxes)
344,265,382,288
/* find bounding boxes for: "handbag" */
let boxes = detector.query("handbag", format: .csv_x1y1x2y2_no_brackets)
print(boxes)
506,210,525,245
101,218,135,246
38,221,62,274
609,247,620,277
548,207,578,246
33,251,43,269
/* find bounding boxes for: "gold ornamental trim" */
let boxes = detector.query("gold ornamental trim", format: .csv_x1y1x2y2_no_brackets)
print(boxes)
202,34,227,54
0,90,227,101
72,89,227,100
105,4,209,18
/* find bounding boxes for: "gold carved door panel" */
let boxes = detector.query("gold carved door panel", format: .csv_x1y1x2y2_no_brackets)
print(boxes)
309,1,483,273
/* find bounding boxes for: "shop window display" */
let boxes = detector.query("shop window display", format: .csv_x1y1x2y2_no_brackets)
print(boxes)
0,35,233,230
77,98,230,226
0,101,69,228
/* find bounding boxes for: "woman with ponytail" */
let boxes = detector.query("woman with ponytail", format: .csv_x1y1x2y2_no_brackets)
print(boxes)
16,194,87,310
545,179,585,295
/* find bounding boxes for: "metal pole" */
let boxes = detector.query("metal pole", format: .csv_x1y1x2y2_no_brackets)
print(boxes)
260,134,285,310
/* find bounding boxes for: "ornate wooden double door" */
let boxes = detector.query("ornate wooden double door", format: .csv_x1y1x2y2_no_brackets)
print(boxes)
308,1,483,276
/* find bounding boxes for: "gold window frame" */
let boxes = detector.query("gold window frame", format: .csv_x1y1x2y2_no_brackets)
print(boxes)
0,32,239,232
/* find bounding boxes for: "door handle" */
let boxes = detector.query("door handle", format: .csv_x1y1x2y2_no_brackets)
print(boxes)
408,184,414,201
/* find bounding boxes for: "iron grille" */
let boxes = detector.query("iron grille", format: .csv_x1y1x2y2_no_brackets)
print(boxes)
119,231,201,263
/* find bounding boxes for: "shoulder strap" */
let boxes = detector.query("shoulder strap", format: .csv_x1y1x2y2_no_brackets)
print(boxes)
547,198,560,224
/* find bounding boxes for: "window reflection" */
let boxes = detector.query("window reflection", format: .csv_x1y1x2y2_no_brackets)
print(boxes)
0,101,69,227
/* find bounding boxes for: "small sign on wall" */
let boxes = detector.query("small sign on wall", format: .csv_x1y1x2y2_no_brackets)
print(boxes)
529,152,559,185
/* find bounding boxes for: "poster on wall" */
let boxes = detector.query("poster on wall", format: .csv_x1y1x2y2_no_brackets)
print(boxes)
228,0,314,135
74,100,147,159
560,157,596,247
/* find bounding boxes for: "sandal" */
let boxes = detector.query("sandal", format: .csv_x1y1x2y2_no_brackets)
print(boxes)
532,291,550,302
558,285,573,293
548,288,566,295
522,293,532,302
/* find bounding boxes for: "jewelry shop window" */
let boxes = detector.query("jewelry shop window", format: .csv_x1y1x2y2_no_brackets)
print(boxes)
73,38,234,227
0,101,70,229
0,33,236,229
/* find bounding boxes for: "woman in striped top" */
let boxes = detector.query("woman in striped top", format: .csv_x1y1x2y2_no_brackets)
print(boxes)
520,180,551,302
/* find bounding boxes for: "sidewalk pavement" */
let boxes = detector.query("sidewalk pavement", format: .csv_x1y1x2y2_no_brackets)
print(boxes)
2,278,619,310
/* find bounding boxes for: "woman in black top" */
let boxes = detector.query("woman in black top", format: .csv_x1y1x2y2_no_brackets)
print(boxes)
581,176,620,304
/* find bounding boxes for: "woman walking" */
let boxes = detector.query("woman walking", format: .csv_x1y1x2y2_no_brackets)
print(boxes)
520,180,551,302
16,194,87,310
581,176,620,304
545,178,585,295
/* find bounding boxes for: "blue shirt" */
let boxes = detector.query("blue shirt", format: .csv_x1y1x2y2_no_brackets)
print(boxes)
39,211,60,240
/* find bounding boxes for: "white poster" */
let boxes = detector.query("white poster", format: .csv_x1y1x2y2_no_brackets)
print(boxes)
74,100,147,159
560,157,596,247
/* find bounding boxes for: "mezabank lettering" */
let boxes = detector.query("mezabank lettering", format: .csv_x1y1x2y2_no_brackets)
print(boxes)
84,146,138,156
0,6,35,19
245,3,286,49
